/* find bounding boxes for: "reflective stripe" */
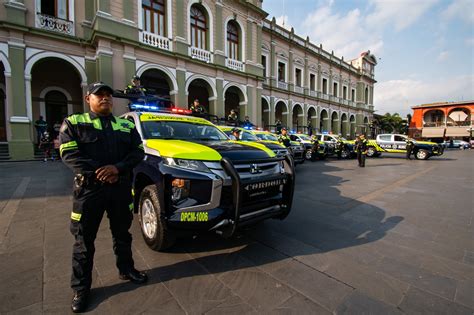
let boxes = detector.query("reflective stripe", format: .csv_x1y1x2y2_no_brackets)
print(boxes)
111,119,134,133
67,113,102,130
129,203,134,211
138,144,144,150
140,113,213,125
71,212,82,221
60,141,78,156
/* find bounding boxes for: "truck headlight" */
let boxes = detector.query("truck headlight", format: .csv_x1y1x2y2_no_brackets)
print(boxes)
163,157,211,173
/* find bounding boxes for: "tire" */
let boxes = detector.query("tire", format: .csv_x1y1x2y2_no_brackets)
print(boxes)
341,149,350,159
366,146,377,157
415,149,430,160
138,185,175,251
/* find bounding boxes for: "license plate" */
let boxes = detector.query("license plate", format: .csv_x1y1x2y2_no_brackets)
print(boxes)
180,211,208,222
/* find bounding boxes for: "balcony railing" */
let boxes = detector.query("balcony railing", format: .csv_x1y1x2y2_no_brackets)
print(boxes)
278,81,288,90
225,58,244,72
321,93,330,100
310,90,317,97
189,46,212,63
294,86,303,94
35,13,74,36
140,31,172,51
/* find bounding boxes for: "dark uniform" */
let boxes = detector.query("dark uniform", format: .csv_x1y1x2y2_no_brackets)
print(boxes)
190,103,205,114
59,111,144,293
406,138,414,160
335,139,345,160
355,136,368,167
278,133,291,148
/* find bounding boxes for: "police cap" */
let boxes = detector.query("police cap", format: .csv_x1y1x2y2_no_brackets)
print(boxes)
231,127,241,133
86,82,114,95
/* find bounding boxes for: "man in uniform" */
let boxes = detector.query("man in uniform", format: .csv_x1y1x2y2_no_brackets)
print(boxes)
230,127,241,140
406,137,414,160
35,115,48,145
227,109,238,126
335,138,345,160
356,134,368,167
278,127,291,147
189,99,205,114
124,75,146,97
59,82,146,313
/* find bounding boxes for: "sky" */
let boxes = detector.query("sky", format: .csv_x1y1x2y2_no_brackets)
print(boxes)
262,0,474,116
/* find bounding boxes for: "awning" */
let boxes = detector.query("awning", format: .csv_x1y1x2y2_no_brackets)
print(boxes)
445,127,469,137
421,127,445,138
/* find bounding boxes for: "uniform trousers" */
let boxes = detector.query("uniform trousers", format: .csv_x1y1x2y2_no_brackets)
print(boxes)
70,181,134,292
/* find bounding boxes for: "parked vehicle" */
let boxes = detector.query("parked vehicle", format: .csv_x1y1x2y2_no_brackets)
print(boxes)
366,134,444,160
121,110,295,250
312,134,356,158
443,140,471,149
288,133,328,160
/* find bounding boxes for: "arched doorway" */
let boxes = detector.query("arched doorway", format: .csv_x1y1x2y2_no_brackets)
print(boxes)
0,62,6,141
140,68,171,99
349,115,356,139
447,108,470,126
30,57,83,140
45,90,68,131
275,101,287,127
362,116,369,135
187,78,214,114
331,111,339,134
320,109,329,132
224,86,245,121
341,113,349,138
423,109,445,127
261,97,270,129
307,106,317,133
292,103,303,132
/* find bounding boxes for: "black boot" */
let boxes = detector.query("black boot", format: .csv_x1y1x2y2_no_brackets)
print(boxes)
71,290,89,313
119,269,148,284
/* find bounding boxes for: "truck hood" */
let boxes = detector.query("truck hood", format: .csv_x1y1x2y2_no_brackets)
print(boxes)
144,139,274,161
414,140,438,145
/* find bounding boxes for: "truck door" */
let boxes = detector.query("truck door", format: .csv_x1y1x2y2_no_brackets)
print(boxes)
377,135,393,151
393,135,407,151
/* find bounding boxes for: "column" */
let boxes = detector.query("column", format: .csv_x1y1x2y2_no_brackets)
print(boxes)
174,0,188,55
175,69,187,109
215,78,224,118
214,2,225,66
288,50,294,92
270,41,276,87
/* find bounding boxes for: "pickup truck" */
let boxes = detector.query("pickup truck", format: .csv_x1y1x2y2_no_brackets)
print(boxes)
366,134,444,160
313,133,356,158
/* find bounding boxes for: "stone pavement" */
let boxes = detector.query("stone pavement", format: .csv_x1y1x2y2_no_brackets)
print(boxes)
0,150,473,314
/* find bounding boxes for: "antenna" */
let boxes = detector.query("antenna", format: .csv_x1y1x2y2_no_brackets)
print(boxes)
282,0,286,27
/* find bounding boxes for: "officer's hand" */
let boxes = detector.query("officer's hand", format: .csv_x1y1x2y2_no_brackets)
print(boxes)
105,174,119,184
95,165,119,182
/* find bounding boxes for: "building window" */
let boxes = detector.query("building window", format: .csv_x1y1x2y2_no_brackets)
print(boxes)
365,87,369,104
39,0,69,19
278,62,286,82
142,0,165,36
190,4,207,50
310,74,316,91
333,82,338,97
322,78,328,94
351,89,355,101
227,21,239,60
295,68,302,87
261,55,267,77
343,86,347,99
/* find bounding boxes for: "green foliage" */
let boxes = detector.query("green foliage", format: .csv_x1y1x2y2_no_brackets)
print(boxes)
375,113,410,134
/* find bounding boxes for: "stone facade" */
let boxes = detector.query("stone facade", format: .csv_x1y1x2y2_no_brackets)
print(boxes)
0,0,376,159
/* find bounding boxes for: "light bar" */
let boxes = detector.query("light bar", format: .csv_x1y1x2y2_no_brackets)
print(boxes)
129,104,192,115
171,108,192,114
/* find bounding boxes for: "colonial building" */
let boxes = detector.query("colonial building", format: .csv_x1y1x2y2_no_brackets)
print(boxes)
0,0,376,160
409,100,473,141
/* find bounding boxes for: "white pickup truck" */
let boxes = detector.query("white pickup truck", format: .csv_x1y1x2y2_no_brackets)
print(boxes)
366,134,444,160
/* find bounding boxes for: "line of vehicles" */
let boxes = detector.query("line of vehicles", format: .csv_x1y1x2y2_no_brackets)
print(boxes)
113,97,445,252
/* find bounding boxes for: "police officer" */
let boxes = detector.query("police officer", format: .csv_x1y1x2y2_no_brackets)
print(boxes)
335,138,345,160
278,127,291,147
356,134,368,167
230,127,241,140
59,82,146,313
227,109,238,126
310,134,320,161
406,137,414,160
125,75,146,97
189,99,205,114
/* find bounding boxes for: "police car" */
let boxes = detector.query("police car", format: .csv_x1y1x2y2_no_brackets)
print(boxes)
252,130,306,164
313,133,356,158
366,134,444,160
121,109,295,250
288,133,328,160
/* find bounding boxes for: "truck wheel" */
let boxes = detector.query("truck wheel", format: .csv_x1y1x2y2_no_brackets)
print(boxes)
366,146,376,157
341,149,350,159
138,185,175,251
415,149,429,160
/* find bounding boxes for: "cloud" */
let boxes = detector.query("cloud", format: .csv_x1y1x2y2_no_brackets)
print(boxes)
437,51,449,62
442,0,474,24
300,3,384,59
275,15,291,30
366,0,439,32
374,75,474,115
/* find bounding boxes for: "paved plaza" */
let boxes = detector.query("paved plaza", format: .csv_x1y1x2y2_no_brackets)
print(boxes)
0,150,473,314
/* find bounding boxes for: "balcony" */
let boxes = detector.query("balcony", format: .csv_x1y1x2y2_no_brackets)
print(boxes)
310,90,317,97
189,47,212,63
294,86,304,94
225,58,244,72
321,93,330,100
140,31,172,51
278,81,288,90
35,13,74,36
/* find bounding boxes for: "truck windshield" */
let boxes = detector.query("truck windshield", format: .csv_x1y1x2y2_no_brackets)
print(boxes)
298,134,312,141
142,121,228,141
256,133,278,141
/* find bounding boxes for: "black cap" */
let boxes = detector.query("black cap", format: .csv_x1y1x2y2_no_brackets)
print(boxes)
231,127,241,133
86,82,114,95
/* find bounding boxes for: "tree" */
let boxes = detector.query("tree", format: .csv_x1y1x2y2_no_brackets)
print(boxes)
379,113,405,134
